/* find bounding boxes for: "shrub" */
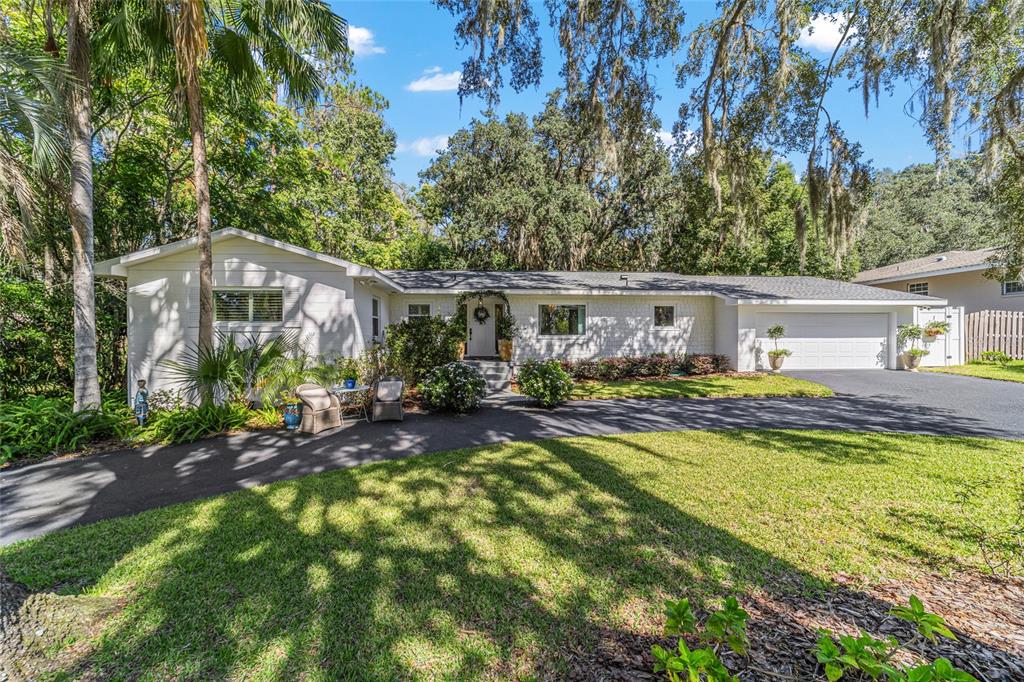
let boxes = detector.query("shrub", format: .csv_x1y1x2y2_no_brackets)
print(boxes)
385,316,464,383
162,332,299,405
0,394,134,464
979,350,1011,365
682,353,731,375
135,401,253,445
517,359,574,407
420,362,486,413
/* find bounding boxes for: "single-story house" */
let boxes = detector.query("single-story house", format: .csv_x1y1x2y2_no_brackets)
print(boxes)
96,228,949,395
854,247,1024,314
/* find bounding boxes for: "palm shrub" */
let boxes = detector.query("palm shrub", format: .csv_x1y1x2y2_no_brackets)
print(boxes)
420,362,486,413
162,332,301,405
516,359,574,407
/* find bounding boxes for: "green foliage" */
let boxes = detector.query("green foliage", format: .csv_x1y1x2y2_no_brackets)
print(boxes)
516,359,573,407
978,350,1010,365
767,348,793,359
858,158,1000,271
420,362,485,413
385,316,464,383
766,325,786,341
813,595,972,682
897,324,924,352
653,597,746,682
161,333,297,406
891,596,957,643
907,348,931,358
135,401,253,446
0,394,134,464
0,268,126,399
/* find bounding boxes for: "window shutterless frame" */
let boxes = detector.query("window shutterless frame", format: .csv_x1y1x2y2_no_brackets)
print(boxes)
653,305,675,328
538,304,586,336
408,303,431,318
907,282,929,295
371,297,381,338
213,288,284,323
1002,280,1024,296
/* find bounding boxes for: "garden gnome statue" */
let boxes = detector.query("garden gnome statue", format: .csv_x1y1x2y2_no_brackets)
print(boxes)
134,379,149,426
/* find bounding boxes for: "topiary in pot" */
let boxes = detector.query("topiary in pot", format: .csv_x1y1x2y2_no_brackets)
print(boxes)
420,362,486,413
517,359,574,407
765,324,792,372
897,324,929,371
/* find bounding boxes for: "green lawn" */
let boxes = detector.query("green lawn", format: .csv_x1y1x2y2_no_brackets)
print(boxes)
924,360,1024,383
570,373,833,399
2,430,1015,680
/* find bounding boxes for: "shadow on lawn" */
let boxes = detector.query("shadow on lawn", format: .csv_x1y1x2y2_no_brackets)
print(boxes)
2,431,1019,679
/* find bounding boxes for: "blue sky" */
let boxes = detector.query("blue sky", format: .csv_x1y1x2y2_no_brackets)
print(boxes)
334,1,952,187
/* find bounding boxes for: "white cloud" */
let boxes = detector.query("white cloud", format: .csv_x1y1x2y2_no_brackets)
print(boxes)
406,67,462,92
654,128,696,151
797,13,855,53
398,134,450,157
656,130,674,147
347,26,385,57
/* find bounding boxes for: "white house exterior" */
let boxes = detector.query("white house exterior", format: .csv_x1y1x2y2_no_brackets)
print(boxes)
855,247,1024,315
96,228,952,396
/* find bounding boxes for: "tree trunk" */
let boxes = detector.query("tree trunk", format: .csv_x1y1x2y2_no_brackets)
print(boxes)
184,73,214,350
66,0,102,411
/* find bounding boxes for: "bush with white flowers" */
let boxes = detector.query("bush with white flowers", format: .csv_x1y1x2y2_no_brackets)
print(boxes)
420,362,486,413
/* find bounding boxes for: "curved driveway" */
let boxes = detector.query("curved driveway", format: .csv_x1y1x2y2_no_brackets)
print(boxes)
2,370,1021,545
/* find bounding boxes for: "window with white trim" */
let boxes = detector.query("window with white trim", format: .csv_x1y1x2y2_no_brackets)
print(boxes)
371,297,381,337
408,303,431,319
539,304,586,336
654,305,675,328
214,288,283,322
1002,280,1024,296
907,282,929,295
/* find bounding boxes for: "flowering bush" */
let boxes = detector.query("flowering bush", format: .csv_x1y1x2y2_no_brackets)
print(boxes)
517,359,574,407
420,362,486,413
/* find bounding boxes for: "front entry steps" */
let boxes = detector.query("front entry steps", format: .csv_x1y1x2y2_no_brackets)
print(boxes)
462,358,512,394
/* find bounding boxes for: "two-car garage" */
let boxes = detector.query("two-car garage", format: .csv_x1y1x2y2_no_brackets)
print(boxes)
754,312,890,370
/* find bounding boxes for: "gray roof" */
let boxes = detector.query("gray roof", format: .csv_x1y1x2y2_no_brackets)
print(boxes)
382,270,939,302
854,247,997,283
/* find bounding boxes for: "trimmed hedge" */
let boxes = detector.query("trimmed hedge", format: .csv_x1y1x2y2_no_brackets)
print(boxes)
559,353,730,381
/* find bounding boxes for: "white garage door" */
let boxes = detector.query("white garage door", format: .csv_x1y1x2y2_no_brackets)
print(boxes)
755,313,888,369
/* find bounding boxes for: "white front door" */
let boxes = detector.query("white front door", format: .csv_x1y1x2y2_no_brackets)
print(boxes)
466,299,497,357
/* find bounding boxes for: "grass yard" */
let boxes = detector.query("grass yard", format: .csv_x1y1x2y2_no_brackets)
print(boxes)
1,430,1016,680
924,360,1024,383
570,373,833,400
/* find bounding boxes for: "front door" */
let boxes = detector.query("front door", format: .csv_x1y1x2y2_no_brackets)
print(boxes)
466,298,497,357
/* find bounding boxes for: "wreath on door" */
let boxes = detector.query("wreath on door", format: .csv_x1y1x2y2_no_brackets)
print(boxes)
473,305,491,324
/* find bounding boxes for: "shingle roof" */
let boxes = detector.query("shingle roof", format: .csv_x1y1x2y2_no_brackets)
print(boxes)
854,248,997,284
382,270,939,302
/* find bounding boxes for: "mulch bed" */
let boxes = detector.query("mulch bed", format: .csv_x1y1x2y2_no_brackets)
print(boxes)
564,571,1023,681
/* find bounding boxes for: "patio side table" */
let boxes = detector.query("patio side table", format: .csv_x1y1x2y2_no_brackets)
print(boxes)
331,385,370,425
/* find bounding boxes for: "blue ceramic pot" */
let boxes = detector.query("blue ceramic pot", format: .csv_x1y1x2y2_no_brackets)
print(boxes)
344,378,356,389
282,402,301,430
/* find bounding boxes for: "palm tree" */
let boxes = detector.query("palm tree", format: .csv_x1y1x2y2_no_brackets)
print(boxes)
99,0,347,350
65,0,103,410
0,38,65,267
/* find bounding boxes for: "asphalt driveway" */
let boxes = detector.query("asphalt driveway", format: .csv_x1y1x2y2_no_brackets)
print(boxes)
2,370,1021,545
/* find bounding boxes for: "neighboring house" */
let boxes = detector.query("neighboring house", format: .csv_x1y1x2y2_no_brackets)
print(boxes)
96,228,946,396
854,247,1024,314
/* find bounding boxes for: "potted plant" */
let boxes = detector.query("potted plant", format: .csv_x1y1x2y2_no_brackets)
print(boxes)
923,320,950,339
278,390,302,430
897,323,929,371
496,309,520,362
765,324,792,372
341,359,359,389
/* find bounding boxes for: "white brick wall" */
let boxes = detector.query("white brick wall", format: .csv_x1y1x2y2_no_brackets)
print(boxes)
509,295,715,361
390,293,716,360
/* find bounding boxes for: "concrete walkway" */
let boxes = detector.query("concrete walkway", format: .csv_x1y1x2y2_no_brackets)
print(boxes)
2,370,1021,544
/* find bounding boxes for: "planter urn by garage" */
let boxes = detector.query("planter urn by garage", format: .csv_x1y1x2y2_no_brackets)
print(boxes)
768,354,786,372
904,353,923,371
